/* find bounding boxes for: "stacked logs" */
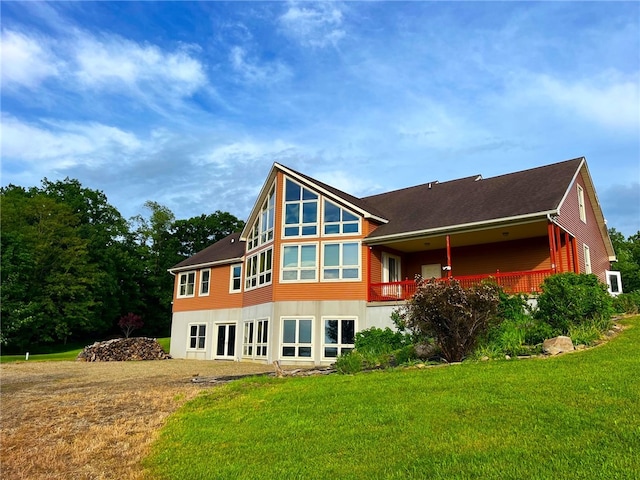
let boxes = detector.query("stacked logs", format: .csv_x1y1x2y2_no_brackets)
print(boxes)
77,337,171,362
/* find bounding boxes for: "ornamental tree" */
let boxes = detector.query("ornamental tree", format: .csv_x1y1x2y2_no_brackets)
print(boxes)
118,313,144,338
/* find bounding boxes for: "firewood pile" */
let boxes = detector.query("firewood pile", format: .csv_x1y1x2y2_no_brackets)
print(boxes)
77,337,171,362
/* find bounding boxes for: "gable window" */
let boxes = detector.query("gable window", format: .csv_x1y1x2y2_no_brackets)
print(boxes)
323,200,360,235
606,271,622,296
577,185,586,223
583,244,592,274
284,178,318,237
178,271,196,298
282,244,317,282
322,241,361,281
245,248,273,289
323,318,355,358
248,184,276,250
199,269,210,296
230,264,242,293
188,324,206,350
282,318,313,358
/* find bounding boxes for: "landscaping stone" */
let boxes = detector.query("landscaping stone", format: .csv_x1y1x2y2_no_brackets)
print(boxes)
542,336,574,355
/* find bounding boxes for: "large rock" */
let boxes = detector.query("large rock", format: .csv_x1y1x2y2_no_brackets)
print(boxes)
542,336,574,355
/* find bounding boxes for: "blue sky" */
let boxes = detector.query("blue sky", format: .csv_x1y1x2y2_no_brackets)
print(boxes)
2,1,639,236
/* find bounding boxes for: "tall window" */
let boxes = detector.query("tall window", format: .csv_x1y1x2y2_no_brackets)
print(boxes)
178,271,196,298
230,264,242,293
188,324,206,350
323,318,355,358
243,319,268,358
282,318,313,358
322,242,360,280
199,269,210,296
284,178,318,237
583,244,592,274
245,248,273,289
577,185,586,223
282,244,317,281
324,200,360,235
248,184,275,250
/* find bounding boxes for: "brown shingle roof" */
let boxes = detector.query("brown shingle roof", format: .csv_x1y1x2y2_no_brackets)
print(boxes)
364,157,583,239
169,232,245,271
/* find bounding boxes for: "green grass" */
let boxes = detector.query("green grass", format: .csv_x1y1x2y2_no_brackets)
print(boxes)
0,337,171,363
145,317,640,480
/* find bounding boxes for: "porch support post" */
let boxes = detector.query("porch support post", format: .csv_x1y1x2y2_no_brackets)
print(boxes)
367,246,372,302
446,234,452,278
572,236,580,273
555,225,563,273
564,232,571,273
547,222,557,273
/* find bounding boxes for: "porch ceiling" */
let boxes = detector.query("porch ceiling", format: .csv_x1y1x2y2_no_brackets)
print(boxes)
366,220,549,253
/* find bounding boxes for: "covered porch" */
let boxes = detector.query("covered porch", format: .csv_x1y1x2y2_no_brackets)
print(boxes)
366,220,577,302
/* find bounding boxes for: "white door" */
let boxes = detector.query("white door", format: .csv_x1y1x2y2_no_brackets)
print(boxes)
215,324,236,359
383,253,402,297
421,264,441,280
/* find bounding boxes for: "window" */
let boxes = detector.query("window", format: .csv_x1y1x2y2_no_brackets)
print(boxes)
583,244,592,274
322,242,360,280
577,185,586,223
281,244,317,282
284,178,318,237
324,200,360,235
282,318,313,358
248,184,275,250
199,269,210,296
242,319,269,358
188,324,206,350
323,318,355,358
178,271,196,298
606,271,622,296
230,264,242,293
245,248,273,289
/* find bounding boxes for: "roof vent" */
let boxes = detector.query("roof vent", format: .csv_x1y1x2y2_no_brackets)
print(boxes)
231,238,235,243
475,175,483,181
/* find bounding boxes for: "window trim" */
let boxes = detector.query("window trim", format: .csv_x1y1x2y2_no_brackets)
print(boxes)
187,323,207,351
229,263,243,293
280,242,319,283
321,241,362,282
199,269,211,297
583,244,592,274
243,318,269,359
247,182,276,251
281,317,314,359
177,271,196,298
577,184,586,223
605,270,622,296
321,316,356,360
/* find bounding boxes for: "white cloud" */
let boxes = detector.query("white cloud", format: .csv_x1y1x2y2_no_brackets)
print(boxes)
279,2,346,48
0,29,61,89
1,114,142,169
195,138,297,168
229,46,291,84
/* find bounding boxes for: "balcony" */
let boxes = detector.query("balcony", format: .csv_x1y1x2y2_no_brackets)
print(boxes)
368,269,555,302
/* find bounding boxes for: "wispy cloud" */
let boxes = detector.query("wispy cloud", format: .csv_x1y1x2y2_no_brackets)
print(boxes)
1,29,61,89
229,46,291,84
278,2,346,48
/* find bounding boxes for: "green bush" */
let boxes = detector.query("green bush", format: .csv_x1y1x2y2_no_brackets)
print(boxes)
392,345,417,365
535,273,613,333
335,351,365,374
497,291,529,321
355,327,408,355
613,291,640,314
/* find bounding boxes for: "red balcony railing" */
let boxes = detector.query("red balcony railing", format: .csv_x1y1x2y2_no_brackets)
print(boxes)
369,269,555,302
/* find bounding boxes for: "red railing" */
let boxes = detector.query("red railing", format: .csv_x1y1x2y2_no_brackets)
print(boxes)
369,269,555,302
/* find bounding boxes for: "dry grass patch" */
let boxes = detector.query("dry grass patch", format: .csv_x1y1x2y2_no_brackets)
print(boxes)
1,359,273,480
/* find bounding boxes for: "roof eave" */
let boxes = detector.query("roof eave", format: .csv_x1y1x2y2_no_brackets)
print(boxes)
168,257,244,274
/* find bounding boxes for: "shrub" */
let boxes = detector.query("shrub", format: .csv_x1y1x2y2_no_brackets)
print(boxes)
398,279,502,363
613,291,640,314
392,345,417,365
535,273,613,333
335,351,365,374
568,322,603,346
497,291,529,321
355,327,408,355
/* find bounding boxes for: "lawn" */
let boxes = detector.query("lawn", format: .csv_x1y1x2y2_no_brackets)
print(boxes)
145,317,640,480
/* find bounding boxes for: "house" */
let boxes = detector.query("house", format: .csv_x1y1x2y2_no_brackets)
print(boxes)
168,157,619,364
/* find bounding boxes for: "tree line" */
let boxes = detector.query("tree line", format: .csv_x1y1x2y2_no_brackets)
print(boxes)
1,178,244,352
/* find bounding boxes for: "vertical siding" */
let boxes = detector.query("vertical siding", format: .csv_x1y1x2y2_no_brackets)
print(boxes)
556,170,611,282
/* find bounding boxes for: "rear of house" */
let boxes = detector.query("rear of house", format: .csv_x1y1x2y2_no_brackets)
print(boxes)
169,157,619,365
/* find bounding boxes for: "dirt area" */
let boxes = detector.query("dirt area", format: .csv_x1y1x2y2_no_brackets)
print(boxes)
0,359,274,480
